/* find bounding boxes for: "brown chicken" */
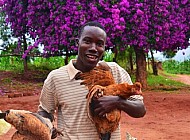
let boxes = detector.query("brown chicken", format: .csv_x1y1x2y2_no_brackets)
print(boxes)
78,63,142,140
2,109,52,140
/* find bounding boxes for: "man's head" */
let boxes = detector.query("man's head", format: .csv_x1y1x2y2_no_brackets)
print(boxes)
78,21,106,38
75,21,107,72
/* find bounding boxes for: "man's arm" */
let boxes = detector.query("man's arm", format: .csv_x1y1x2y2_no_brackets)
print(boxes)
37,109,54,122
117,97,146,118
37,109,59,139
93,96,146,118
93,62,146,118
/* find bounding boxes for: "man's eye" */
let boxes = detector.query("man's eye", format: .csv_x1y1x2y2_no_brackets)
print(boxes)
97,42,104,47
84,40,90,44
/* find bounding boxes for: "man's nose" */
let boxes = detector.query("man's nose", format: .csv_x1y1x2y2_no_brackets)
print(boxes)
90,43,97,51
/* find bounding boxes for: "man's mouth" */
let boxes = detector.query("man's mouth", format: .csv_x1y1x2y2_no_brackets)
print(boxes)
86,54,98,61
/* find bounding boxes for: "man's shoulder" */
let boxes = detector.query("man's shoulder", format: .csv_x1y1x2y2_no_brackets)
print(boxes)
101,61,120,71
48,65,67,76
105,61,118,66
103,61,130,76
99,61,118,68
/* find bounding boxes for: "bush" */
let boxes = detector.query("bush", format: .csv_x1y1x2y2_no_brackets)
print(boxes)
162,60,190,74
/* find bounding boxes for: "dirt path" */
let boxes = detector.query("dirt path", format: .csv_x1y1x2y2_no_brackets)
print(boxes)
121,90,190,140
1,89,190,140
158,70,190,85
121,73,190,140
169,74,190,85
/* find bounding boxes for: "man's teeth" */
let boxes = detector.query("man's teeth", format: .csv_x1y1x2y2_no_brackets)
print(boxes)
87,55,96,59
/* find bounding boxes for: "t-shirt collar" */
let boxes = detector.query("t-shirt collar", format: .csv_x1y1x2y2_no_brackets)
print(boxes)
67,59,81,80
67,59,105,80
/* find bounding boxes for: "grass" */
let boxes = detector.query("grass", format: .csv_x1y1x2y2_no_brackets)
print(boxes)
0,71,43,96
162,60,190,74
0,55,189,92
148,74,186,86
1,68,189,94
146,71,189,91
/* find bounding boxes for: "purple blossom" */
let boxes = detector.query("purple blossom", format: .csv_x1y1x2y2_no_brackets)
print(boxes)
136,9,144,15
181,0,188,5
120,0,130,8
1,0,189,57
0,0,4,6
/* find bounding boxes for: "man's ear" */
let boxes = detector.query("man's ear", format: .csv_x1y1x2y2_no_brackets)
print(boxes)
75,38,79,47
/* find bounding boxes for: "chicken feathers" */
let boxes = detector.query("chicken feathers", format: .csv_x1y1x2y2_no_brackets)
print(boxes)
3,110,51,140
79,63,142,140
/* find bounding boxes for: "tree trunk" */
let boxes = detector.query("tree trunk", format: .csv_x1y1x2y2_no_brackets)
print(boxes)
64,49,69,65
129,49,134,73
150,49,158,75
112,46,118,62
134,47,147,89
147,53,150,70
23,35,28,72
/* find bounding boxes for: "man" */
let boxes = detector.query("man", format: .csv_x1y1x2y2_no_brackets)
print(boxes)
38,21,146,140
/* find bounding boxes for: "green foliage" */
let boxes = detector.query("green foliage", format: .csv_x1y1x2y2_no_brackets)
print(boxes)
116,48,128,69
147,73,185,87
162,50,177,58
0,10,14,50
118,46,136,71
67,55,77,62
0,56,66,72
162,60,190,74
146,59,190,90
103,50,114,62
147,72,188,91
103,46,136,72
1,52,190,92
29,56,65,71
0,56,24,71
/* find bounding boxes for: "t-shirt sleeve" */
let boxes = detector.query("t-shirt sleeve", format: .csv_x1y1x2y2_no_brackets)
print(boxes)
107,62,132,84
38,71,58,114
108,62,143,101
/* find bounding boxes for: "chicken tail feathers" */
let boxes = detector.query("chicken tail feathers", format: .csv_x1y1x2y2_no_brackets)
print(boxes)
100,132,111,140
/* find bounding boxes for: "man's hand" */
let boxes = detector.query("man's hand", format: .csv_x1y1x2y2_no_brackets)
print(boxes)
88,83,146,118
92,95,120,117
37,110,64,139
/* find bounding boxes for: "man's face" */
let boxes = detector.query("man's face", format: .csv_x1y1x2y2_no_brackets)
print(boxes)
76,26,106,72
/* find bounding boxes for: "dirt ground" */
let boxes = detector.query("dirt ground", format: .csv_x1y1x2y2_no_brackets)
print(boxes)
0,71,190,140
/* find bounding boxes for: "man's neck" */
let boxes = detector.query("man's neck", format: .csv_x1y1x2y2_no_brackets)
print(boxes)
73,60,96,72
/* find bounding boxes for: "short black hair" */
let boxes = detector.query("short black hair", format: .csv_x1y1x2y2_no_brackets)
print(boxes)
78,21,106,38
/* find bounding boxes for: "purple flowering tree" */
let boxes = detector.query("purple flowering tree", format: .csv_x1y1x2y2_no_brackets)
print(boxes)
1,0,31,71
0,3,10,51
149,0,190,75
2,0,190,88
124,0,189,87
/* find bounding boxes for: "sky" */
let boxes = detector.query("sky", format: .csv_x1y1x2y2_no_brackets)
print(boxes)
153,47,190,62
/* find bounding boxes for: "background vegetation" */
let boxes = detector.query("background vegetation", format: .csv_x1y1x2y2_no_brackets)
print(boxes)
1,0,189,88
162,60,190,74
1,50,189,91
